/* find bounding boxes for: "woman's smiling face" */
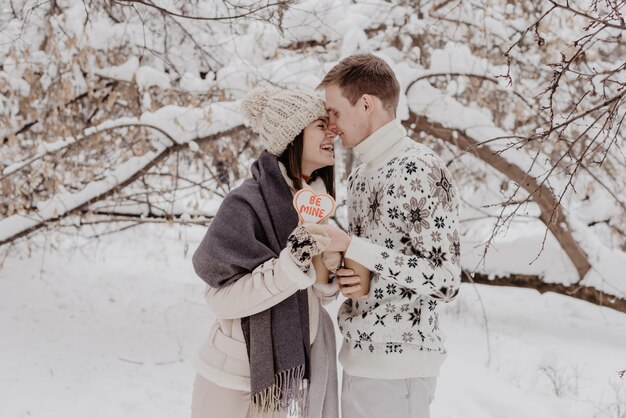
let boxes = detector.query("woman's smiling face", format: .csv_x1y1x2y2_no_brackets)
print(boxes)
301,117,335,176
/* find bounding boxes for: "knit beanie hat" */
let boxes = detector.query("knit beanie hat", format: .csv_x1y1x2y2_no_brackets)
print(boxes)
241,87,328,156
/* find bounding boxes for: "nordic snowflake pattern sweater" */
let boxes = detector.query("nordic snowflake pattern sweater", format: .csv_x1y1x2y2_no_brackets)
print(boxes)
338,119,461,379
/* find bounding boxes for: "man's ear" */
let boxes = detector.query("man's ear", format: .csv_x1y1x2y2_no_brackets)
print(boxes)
362,94,374,114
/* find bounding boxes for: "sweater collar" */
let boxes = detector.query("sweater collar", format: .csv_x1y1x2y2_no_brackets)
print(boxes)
354,119,406,165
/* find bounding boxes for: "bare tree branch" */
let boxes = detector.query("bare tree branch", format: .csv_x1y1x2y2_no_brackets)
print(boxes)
548,0,626,31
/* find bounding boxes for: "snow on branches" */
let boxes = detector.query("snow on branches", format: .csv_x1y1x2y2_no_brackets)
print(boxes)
0,0,624,307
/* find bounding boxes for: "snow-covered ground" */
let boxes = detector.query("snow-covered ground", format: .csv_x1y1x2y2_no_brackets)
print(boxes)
1,224,625,418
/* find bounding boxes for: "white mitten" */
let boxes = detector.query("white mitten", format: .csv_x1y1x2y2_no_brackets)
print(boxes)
286,224,331,272
322,251,342,274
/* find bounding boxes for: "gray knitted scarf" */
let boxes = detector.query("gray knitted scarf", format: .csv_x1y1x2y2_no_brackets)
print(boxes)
192,151,311,417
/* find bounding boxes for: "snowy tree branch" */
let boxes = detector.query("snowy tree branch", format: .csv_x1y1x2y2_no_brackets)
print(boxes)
406,113,593,281
111,0,290,22
463,271,626,314
0,125,245,247
1,119,174,180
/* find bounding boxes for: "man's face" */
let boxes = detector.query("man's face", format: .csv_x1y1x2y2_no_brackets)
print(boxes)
323,85,371,149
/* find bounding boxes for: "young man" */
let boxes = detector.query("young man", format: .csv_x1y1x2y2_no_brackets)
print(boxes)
317,54,462,418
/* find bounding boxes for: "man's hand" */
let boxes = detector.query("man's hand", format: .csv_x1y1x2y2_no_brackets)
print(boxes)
316,224,351,252
336,268,368,300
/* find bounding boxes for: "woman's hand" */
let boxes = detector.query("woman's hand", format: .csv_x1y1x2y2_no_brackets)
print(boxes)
286,224,331,273
312,254,331,284
314,224,351,252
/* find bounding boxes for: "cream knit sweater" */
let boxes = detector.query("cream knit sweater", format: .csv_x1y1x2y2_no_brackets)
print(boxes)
338,120,461,379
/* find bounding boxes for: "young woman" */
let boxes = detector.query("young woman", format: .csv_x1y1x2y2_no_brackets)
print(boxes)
191,87,343,418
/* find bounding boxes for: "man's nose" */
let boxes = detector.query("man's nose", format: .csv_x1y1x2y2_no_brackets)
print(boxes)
327,120,339,134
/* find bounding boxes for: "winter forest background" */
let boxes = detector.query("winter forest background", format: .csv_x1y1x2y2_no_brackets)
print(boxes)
1,0,625,417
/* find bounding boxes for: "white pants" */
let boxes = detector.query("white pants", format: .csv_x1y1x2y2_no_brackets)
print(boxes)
341,371,437,418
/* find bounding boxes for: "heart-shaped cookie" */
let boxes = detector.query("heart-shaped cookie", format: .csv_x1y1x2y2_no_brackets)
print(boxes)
293,189,336,224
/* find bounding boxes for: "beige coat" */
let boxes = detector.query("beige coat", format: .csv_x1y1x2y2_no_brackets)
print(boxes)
194,171,339,391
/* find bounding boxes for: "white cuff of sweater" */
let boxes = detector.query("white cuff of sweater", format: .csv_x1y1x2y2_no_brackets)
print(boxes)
279,249,316,290
344,236,378,268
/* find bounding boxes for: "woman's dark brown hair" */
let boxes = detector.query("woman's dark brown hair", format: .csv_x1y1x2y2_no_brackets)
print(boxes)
278,131,335,198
